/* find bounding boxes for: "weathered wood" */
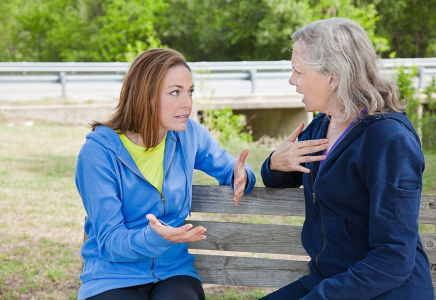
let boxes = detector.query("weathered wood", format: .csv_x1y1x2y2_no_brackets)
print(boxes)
422,233,436,265
420,194,436,224
189,185,436,296
193,254,309,288
191,185,306,216
187,221,305,255
81,185,436,296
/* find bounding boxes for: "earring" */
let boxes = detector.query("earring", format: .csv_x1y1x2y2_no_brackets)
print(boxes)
329,84,332,91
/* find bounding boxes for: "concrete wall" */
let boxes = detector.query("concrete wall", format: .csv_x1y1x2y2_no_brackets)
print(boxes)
233,108,312,140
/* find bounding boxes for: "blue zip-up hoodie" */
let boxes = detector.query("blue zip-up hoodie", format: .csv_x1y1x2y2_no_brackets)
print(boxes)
261,112,434,299
75,119,256,300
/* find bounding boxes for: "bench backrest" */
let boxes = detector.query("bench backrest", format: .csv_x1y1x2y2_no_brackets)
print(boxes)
187,185,436,292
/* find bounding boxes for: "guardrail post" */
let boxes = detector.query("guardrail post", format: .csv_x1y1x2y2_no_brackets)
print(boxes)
418,66,425,89
59,71,67,97
249,69,257,93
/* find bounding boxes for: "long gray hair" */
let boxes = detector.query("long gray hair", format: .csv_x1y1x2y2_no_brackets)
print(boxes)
291,18,404,121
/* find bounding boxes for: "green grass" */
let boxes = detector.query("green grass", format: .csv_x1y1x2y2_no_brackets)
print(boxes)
0,117,434,299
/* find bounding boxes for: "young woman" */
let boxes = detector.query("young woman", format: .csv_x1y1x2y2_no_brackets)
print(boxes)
75,48,256,300
260,18,434,299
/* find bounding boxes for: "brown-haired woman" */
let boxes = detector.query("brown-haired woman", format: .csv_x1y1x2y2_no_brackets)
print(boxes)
75,48,256,300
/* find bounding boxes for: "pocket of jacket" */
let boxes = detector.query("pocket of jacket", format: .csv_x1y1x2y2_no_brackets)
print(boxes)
391,182,422,223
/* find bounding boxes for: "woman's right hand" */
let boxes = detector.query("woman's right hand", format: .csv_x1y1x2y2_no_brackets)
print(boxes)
270,123,329,173
146,214,207,243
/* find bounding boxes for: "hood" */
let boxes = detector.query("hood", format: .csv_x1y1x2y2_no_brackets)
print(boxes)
360,111,421,146
86,126,179,156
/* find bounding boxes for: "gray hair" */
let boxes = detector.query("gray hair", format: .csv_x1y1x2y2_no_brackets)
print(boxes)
291,18,404,121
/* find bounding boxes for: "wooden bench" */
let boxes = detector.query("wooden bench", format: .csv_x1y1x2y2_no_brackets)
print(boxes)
187,185,436,297
82,185,436,297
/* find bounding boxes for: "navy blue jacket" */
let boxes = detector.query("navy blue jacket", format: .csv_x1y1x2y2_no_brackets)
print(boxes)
261,112,434,299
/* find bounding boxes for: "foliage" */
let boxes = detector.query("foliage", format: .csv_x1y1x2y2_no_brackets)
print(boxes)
158,0,269,61
159,0,388,61
1,0,166,62
308,0,390,53
397,66,420,130
373,0,436,58
0,0,406,62
201,106,252,145
421,77,436,152
396,66,436,152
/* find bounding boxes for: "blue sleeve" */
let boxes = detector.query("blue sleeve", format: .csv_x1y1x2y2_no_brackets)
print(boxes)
303,128,425,299
260,152,304,188
190,120,256,194
75,143,173,263
260,113,324,188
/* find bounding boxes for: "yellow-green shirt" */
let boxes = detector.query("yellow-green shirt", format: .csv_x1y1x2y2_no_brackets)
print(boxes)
119,134,166,193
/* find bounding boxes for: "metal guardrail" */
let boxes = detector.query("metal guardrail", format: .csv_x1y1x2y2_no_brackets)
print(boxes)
0,58,435,97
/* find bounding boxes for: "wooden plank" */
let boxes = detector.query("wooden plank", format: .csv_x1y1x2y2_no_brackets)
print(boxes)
187,221,306,255
422,233,436,265
191,185,306,216
193,254,309,288
192,186,436,222
419,194,436,224
422,232,436,291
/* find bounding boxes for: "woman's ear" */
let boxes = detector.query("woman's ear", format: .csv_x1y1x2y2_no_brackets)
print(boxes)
327,74,339,90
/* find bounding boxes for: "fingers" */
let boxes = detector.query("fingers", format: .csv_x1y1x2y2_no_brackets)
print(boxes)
147,215,207,243
238,149,249,163
233,184,245,206
146,214,159,228
285,123,305,142
233,148,249,206
183,225,207,242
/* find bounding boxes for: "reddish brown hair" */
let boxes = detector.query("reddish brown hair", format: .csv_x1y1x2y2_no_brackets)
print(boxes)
91,48,190,149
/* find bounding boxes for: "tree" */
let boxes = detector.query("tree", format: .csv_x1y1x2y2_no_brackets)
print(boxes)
374,0,436,57
3,0,166,62
158,0,268,61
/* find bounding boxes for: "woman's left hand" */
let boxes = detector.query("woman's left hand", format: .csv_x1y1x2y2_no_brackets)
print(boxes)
233,149,249,206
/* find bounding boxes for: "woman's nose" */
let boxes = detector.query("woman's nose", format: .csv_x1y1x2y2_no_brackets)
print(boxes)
181,93,192,109
289,71,297,86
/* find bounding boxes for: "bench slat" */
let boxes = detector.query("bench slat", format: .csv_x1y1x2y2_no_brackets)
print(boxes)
420,194,436,224
421,233,436,264
187,221,306,255
191,186,436,222
193,254,309,288
191,186,306,216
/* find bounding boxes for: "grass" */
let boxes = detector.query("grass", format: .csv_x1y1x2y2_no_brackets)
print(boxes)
0,116,434,299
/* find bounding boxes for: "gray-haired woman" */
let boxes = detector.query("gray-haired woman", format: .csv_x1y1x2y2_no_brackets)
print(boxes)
260,18,434,300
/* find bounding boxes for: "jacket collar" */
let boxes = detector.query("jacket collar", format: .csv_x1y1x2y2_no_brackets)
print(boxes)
87,126,179,179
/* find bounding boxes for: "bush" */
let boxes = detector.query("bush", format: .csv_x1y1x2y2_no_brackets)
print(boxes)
201,106,252,145
396,66,436,152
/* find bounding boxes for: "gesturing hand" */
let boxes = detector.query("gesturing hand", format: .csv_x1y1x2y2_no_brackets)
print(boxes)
146,214,206,243
270,123,328,173
233,149,249,207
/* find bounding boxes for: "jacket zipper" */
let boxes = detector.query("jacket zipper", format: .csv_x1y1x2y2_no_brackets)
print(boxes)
151,258,155,279
160,143,176,214
116,143,176,214
117,141,177,279
311,120,361,279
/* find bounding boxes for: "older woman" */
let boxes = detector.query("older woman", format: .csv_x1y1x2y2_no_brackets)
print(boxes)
75,48,256,300
260,18,434,299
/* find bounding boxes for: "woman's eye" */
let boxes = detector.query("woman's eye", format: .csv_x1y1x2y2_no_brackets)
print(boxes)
170,91,179,96
189,89,195,96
